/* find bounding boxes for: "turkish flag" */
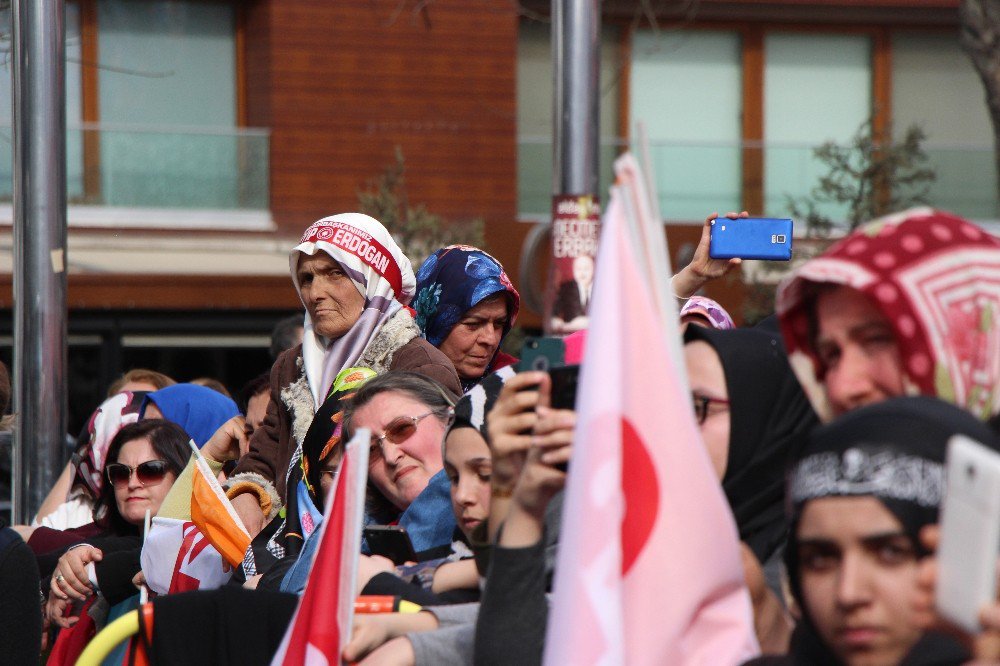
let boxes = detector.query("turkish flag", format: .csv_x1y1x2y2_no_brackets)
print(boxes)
543,154,759,665
270,432,369,666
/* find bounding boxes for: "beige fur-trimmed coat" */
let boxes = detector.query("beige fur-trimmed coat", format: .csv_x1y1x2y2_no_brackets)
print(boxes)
230,310,461,505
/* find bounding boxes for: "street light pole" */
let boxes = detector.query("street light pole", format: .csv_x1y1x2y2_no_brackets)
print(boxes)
11,0,69,523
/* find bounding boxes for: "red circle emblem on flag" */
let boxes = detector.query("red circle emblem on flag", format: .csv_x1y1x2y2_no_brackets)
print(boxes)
621,417,659,576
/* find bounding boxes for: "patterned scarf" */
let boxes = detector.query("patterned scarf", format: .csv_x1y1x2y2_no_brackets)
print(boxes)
413,245,520,385
679,295,735,330
72,391,147,498
777,208,1000,421
292,213,416,406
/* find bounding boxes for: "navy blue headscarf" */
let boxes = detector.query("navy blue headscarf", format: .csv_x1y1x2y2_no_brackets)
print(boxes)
413,245,520,349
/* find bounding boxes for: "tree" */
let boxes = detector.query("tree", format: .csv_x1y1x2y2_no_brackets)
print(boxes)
786,118,936,236
742,117,936,323
356,148,484,269
960,0,1000,207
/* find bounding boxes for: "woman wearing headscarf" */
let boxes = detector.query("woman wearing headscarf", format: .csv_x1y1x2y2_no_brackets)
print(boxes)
776,207,1000,423
683,326,819,576
747,397,1000,665
228,214,461,546
27,390,148,532
140,383,240,447
413,245,520,391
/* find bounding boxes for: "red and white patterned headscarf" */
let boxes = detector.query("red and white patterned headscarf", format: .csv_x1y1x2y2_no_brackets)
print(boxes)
291,213,416,405
777,208,1000,422
72,391,147,497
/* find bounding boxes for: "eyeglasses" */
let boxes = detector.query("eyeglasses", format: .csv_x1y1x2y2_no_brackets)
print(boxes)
105,460,171,488
369,408,454,464
692,394,730,425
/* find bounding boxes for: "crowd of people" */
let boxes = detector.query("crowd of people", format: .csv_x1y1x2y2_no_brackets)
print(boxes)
2,206,1000,665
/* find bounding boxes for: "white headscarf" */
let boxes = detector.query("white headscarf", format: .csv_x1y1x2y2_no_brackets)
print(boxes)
291,213,416,405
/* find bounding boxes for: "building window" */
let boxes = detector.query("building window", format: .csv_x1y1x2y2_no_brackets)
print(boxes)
629,29,742,221
893,31,997,219
763,32,872,220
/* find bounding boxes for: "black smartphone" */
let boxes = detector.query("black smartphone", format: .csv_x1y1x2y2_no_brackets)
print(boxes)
363,525,418,565
549,364,580,410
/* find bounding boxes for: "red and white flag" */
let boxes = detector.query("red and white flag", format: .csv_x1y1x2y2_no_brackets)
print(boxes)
542,155,759,665
141,517,233,594
271,430,370,666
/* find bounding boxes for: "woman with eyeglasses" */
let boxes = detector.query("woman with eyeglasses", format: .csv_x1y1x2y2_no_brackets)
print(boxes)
683,325,819,652
342,372,459,562
30,420,189,633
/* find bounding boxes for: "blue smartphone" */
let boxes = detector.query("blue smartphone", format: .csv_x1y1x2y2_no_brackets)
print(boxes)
708,217,793,261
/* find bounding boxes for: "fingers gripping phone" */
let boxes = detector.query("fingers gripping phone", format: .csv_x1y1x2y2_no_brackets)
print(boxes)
709,217,793,261
363,525,418,565
935,435,1000,633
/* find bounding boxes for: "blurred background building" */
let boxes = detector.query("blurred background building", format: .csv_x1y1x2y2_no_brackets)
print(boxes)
0,0,988,433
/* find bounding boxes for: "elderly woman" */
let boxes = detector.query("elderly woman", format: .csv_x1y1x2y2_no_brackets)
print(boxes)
414,245,520,391
776,207,1000,423
227,214,460,541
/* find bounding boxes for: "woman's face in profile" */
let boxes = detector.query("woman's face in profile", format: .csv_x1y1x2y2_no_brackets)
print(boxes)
444,427,492,538
683,340,730,480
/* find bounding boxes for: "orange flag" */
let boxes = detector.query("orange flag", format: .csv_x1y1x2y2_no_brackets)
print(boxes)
189,442,251,568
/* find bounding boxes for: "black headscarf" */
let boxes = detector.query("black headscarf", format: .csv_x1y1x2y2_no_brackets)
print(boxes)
684,325,819,563
447,366,512,446
782,396,1000,666
250,367,375,578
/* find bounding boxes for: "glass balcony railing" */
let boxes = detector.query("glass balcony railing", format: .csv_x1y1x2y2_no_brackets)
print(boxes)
0,123,270,210
518,137,1000,223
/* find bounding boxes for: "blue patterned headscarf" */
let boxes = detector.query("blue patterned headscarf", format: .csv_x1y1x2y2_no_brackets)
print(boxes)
413,245,520,348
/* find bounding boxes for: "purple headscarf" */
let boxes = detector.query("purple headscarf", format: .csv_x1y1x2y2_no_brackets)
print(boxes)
680,296,735,330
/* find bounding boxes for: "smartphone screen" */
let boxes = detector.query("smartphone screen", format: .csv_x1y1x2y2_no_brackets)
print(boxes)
364,525,418,565
935,435,1000,633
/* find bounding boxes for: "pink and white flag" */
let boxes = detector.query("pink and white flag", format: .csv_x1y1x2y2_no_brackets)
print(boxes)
542,156,759,665
271,430,370,666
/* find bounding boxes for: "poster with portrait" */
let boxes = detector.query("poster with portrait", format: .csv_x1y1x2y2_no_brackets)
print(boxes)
544,194,600,336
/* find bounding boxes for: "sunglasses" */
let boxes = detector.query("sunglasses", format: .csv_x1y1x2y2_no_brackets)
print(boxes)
369,408,454,464
692,394,730,425
105,460,171,488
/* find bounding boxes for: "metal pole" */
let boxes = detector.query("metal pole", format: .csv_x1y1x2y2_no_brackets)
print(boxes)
539,0,600,335
11,0,68,523
552,0,600,196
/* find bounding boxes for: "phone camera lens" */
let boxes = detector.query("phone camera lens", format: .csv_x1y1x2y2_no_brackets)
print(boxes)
531,357,549,371
966,464,976,479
